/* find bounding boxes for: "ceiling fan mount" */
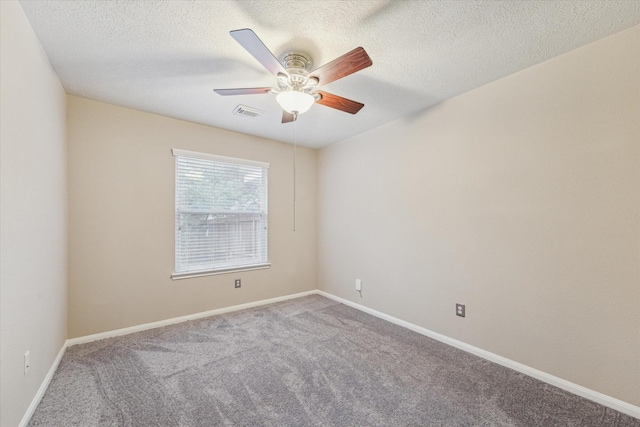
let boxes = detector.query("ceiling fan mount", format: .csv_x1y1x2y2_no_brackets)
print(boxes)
214,29,372,123
279,52,313,72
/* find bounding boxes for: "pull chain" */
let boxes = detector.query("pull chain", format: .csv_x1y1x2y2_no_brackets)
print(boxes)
293,113,297,232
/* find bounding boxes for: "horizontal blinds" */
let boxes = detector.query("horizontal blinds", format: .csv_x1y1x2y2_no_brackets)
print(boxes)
174,152,268,274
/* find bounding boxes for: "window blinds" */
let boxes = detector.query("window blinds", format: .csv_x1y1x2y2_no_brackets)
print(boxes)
173,149,269,276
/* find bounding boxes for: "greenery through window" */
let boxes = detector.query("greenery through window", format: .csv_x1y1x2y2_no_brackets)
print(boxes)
173,149,268,277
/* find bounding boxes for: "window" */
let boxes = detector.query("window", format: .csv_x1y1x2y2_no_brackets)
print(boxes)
172,149,269,279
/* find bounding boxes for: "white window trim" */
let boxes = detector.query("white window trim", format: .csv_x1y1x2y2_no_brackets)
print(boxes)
171,263,271,280
171,148,269,169
172,148,270,279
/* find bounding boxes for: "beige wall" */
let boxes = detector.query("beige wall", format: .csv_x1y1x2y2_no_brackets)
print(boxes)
0,2,68,426
318,25,640,406
67,96,317,338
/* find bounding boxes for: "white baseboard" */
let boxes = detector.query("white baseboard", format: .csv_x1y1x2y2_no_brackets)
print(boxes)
317,290,640,420
19,342,67,427
67,290,317,347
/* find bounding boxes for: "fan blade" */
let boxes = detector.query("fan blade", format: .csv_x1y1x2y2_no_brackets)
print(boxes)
214,88,271,96
315,91,364,114
282,111,296,123
309,47,372,86
230,29,288,77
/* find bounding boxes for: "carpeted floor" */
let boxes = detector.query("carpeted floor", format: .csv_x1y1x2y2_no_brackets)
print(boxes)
29,295,638,426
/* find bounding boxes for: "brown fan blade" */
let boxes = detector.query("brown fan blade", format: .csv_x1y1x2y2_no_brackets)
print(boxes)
282,111,296,123
315,91,364,114
214,88,271,96
309,47,372,86
230,29,288,77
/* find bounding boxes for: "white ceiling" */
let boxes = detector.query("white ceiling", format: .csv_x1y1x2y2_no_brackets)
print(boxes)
19,0,640,148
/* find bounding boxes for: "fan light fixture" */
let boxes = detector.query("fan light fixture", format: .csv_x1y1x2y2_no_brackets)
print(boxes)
276,90,315,115
214,29,372,123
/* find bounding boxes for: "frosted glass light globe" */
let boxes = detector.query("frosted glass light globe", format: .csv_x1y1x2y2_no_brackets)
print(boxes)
276,90,315,114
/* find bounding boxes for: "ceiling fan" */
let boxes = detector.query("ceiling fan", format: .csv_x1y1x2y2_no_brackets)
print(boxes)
214,29,373,123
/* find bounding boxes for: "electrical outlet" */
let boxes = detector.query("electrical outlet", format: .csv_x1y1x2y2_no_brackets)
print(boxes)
234,279,241,288
24,351,30,374
355,279,362,292
456,304,465,317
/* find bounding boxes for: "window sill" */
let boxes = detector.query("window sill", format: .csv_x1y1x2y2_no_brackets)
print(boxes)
171,263,271,280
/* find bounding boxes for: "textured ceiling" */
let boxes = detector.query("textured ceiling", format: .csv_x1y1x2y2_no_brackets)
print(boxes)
19,0,640,148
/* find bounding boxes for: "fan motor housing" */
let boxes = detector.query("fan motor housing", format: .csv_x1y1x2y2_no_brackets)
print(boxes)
279,52,314,89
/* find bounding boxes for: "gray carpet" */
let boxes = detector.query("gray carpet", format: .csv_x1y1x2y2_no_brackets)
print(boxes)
29,295,638,426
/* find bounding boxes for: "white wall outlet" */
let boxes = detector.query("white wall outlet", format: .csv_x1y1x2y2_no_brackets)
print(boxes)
355,279,362,292
24,350,30,374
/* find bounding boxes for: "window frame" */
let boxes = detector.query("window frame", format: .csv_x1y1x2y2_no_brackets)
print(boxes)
171,148,270,280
